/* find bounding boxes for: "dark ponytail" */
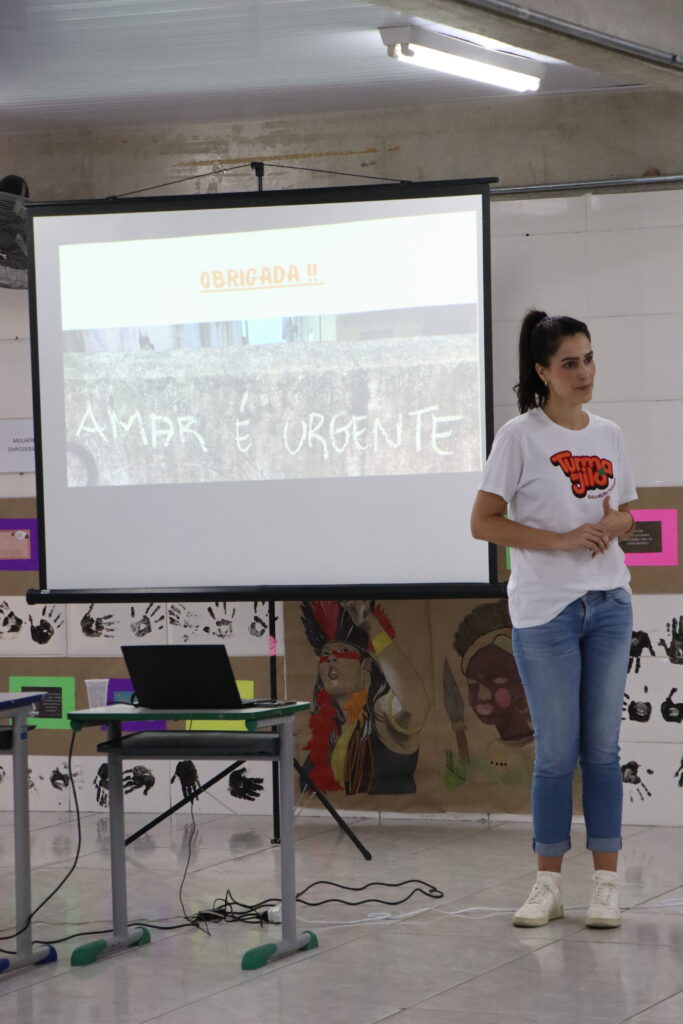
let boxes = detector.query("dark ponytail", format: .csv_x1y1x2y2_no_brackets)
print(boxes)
514,309,590,413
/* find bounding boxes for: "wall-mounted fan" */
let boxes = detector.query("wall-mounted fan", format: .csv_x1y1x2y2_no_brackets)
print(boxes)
0,175,29,289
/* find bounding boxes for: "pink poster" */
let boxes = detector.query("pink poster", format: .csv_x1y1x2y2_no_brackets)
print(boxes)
623,509,678,567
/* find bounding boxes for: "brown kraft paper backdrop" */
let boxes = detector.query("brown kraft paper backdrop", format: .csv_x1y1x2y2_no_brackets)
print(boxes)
284,598,534,815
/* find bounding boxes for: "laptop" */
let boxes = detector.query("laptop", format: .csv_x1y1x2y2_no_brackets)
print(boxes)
121,644,288,711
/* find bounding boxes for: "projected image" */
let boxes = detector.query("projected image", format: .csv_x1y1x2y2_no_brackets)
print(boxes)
62,303,481,488
32,186,494,590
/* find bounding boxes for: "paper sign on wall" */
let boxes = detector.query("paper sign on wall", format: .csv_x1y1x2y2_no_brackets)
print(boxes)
0,419,35,474
8,676,75,730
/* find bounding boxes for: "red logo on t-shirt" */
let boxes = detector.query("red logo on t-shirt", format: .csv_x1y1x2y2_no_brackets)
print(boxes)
550,450,614,498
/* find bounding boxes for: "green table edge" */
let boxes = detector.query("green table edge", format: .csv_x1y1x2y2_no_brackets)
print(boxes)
68,702,310,731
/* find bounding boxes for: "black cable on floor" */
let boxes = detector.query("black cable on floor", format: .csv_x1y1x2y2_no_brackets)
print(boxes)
295,878,444,907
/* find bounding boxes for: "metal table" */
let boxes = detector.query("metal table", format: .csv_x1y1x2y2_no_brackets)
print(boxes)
68,702,317,970
0,691,58,977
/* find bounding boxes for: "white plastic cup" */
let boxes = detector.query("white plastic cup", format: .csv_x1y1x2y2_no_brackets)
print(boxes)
84,678,109,708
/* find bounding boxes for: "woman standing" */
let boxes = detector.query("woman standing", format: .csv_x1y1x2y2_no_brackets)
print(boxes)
470,310,636,928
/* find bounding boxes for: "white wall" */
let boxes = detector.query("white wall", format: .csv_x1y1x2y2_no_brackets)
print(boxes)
0,288,34,497
490,188,683,488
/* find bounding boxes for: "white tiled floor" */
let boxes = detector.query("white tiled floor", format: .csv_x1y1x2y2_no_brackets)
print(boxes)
1,808,682,1023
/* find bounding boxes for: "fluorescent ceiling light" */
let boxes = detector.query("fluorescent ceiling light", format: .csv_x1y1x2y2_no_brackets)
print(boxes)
439,27,565,64
379,26,543,93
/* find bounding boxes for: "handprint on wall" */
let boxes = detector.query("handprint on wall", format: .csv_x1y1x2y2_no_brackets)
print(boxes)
29,606,64,645
661,688,683,724
0,599,23,636
171,760,201,802
49,766,70,790
248,601,275,638
628,630,656,673
203,602,236,640
168,603,201,643
80,603,116,638
49,761,80,791
623,689,652,723
94,763,109,806
249,607,268,638
228,768,264,802
129,602,164,638
659,616,683,665
123,764,155,795
621,759,654,802
674,754,683,788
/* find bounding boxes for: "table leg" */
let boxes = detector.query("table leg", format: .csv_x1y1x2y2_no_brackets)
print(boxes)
0,708,56,977
71,725,149,966
241,717,318,969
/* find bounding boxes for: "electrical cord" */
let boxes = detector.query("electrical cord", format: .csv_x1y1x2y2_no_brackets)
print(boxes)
295,878,444,907
0,731,82,953
296,907,436,927
177,800,202,930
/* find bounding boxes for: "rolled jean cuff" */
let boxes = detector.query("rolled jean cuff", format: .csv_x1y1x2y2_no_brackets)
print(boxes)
532,837,571,857
586,836,622,853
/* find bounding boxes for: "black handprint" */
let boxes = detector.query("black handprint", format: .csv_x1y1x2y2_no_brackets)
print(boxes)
130,602,164,639
0,599,23,636
249,615,267,638
629,630,656,673
659,616,683,665
623,692,652,723
675,755,683,788
50,766,70,790
171,760,201,802
80,603,115,638
249,601,271,638
94,763,109,806
29,605,63,645
661,688,683,724
228,768,264,802
168,603,200,643
621,759,654,801
203,601,236,640
123,764,155,795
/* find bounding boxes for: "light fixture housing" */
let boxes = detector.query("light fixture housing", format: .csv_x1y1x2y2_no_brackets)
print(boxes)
379,26,544,93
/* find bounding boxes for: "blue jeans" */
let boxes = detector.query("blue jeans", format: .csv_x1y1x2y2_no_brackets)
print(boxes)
512,589,632,857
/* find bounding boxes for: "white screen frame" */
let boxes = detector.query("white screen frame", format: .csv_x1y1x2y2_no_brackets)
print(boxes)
27,178,499,601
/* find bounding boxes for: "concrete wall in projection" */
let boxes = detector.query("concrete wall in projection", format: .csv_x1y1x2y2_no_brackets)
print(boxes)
64,333,480,486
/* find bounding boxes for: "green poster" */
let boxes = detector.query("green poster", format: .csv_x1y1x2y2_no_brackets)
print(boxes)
8,676,76,729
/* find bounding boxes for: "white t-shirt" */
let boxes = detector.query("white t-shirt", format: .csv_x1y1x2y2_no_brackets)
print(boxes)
480,408,637,628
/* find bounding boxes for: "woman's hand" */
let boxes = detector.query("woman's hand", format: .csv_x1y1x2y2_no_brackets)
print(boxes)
555,522,610,557
597,496,632,541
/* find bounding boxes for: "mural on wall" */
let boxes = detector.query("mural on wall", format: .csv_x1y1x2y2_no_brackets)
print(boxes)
284,597,536,814
299,599,430,795
444,599,534,791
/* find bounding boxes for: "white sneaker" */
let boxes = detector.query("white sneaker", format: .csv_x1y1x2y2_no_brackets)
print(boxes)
586,870,621,928
512,872,564,927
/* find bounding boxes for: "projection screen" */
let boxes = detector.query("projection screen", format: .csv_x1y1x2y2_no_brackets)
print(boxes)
28,178,496,598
